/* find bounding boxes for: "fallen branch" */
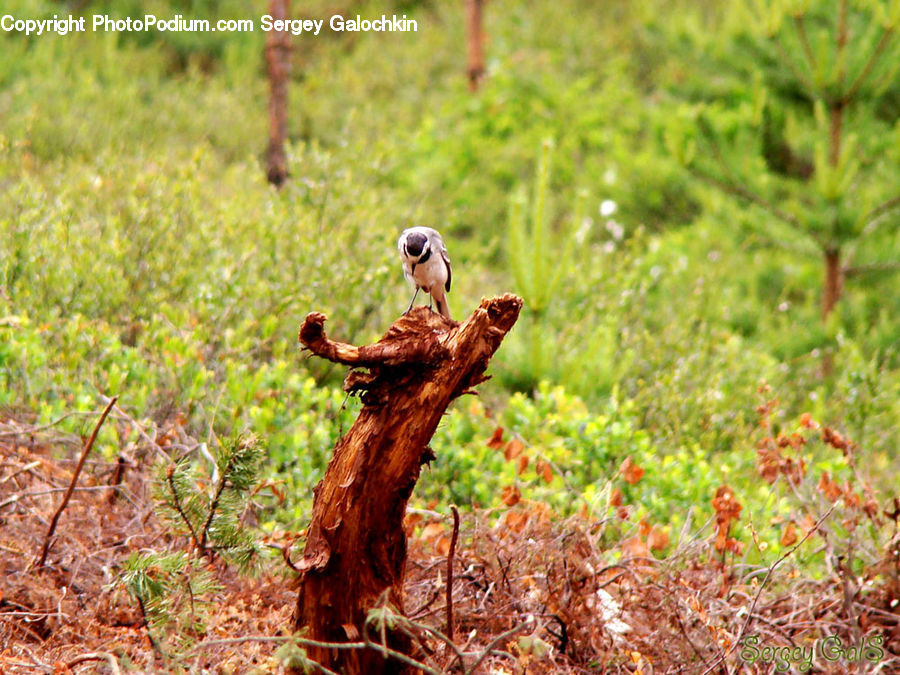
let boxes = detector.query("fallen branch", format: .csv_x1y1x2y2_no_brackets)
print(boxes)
446,505,460,641
33,396,118,569
188,633,439,675
464,618,535,675
65,652,122,675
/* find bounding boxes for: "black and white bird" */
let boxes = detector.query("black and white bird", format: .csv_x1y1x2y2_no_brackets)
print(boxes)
397,226,452,319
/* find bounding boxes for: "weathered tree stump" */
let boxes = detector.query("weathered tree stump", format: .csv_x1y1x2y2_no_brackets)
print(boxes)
291,294,522,674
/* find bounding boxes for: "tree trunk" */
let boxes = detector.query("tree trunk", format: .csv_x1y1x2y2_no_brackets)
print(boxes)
465,0,485,91
291,294,522,674
822,248,842,322
821,248,842,376
265,0,291,187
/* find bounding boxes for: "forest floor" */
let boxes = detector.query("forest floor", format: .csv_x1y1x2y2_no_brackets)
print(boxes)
1,419,898,674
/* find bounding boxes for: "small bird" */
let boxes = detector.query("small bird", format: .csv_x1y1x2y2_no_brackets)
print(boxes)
397,226,452,319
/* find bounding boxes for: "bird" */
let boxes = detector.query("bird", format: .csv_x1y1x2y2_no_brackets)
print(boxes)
397,226,452,319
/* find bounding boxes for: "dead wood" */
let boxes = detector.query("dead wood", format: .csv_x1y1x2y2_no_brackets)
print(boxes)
33,396,117,569
291,294,522,674
446,505,460,641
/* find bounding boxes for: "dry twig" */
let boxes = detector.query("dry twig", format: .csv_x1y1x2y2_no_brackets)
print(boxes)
446,504,460,641
33,396,118,569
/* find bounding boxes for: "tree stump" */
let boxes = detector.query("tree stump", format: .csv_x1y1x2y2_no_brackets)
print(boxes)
291,294,522,674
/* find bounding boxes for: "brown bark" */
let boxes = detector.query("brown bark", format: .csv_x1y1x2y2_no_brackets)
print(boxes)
265,0,291,187
291,294,522,674
821,0,847,374
823,248,842,322
821,248,842,376
465,0,485,91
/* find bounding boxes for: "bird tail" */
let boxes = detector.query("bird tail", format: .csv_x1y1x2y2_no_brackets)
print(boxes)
434,292,451,320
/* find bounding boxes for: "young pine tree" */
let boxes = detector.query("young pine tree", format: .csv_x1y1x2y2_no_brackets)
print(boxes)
666,0,900,360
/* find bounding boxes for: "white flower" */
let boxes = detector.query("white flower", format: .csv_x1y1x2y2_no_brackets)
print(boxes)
600,199,618,217
605,219,624,241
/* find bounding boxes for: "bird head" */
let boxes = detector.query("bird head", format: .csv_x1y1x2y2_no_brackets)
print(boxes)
404,231,429,258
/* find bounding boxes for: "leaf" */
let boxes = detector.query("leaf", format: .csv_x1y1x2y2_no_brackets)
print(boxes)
504,510,529,534
800,513,817,535
518,635,551,658
818,471,842,501
688,595,708,623
842,486,861,510
486,427,505,450
420,522,445,542
726,538,744,555
517,455,530,475
620,456,644,485
780,522,798,547
504,438,525,460
434,535,451,556
712,485,743,553
647,526,669,551
608,487,623,507
712,485,742,523
403,512,423,535
621,536,649,559
536,460,553,484
501,485,521,507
